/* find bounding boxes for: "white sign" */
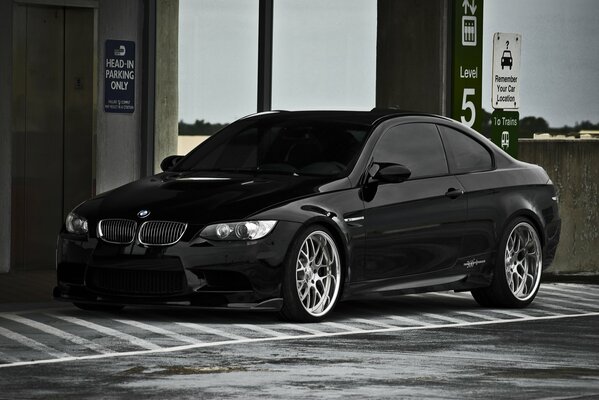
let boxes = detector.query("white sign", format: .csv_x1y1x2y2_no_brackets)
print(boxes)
492,32,521,110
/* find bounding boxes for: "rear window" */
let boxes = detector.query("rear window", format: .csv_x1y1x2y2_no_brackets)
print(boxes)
438,125,493,174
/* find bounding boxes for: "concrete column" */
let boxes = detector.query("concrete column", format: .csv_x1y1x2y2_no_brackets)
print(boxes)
0,1,13,273
96,0,144,193
376,0,451,115
154,0,179,168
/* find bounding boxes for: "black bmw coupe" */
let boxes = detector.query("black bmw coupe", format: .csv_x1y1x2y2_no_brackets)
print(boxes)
55,110,561,321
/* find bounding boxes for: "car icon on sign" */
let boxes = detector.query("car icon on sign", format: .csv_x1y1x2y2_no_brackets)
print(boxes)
114,45,126,57
501,50,513,70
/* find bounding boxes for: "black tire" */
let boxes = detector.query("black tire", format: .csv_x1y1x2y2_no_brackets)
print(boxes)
279,225,343,322
73,302,125,312
471,217,543,308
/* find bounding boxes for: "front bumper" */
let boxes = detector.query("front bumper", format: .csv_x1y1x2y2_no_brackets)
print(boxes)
54,221,301,310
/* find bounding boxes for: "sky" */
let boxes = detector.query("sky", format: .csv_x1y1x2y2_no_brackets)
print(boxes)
179,0,599,127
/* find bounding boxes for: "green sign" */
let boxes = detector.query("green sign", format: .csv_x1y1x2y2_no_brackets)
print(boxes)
491,110,519,158
451,0,484,133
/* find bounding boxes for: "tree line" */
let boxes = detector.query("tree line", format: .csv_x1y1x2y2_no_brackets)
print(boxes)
180,114,599,138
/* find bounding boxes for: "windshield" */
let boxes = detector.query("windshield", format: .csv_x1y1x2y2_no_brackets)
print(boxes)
174,116,371,177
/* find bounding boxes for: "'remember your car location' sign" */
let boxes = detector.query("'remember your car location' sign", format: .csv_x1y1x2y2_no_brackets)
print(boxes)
492,32,521,110
104,40,135,113
451,0,483,132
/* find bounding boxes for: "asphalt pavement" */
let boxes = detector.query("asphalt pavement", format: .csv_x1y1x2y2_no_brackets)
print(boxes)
0,283,598,399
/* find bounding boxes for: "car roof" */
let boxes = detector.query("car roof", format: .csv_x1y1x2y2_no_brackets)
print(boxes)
241,109,444,127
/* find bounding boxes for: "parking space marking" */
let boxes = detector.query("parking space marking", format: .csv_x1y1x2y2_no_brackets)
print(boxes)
454,311,502,321
235,324,287,338
543,285,599,298
351,318,397,329
0,284,597,369
542,295,599,310
0,325,70,359
387,315,433,326
281,323,325,335
53,315,162,350
1,312,597,370
176,322,248,341
114,319,203,345
419,312,469,324
0,314,110,354
322,321,364,332
483,309,530,319
535,302,579,314
544,290,599,305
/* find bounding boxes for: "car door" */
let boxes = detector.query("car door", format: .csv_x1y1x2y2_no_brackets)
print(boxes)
361,122,468,282
437,124,497,265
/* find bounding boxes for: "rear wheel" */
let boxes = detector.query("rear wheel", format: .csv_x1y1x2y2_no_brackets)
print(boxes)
472,218,543,308
73,302,124,312
279,226,342,322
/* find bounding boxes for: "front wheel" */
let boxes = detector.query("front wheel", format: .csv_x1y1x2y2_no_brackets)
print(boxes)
472,218,543,308
279,226,343,322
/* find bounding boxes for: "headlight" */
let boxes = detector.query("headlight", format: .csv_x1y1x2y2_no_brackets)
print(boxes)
200,220,277,241
65,212,88,235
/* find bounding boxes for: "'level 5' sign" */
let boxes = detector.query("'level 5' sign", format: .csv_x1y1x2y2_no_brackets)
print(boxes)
452,0,483,132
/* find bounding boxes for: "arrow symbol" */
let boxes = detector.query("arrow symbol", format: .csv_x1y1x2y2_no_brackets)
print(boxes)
462,0,477,15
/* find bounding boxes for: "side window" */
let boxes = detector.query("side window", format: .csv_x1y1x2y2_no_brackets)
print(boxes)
438,125,493,174
373,123,448,179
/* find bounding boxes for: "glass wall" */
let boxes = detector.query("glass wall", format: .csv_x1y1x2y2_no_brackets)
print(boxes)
178,0,258,129
272,0,376,111
178,0,376,153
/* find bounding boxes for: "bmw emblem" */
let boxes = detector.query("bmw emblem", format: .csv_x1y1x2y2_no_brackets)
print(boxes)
137,209,150,218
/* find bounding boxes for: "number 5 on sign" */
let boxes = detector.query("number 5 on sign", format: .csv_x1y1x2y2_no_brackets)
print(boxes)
461,88,476,127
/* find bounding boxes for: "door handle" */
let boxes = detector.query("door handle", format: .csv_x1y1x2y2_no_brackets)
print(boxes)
445,188,464,199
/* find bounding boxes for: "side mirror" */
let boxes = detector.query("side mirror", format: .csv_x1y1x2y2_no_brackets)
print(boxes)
160,155,184,172
375,164,411,183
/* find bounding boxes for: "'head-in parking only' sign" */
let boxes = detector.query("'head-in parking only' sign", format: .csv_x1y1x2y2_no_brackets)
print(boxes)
492,32,521,110
104,40,135,113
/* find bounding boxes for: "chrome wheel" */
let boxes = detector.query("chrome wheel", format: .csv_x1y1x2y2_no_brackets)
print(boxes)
504,222,542,301
295,230,341,317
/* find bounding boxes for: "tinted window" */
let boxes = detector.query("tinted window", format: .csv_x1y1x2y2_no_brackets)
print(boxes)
174,118,370,176
438,125,493,174
373,123,448,179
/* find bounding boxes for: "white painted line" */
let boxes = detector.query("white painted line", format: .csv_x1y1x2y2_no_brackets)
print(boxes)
542,296,599,310
177,323,248,341
0,314,110,354
114,319,202,345
0,306,73,317
322,321,364,332
420,312,469,324
542,290,599,303
430,291,472,299
0,325,70,359
535,302,581,314
387,315,431,326
484,309,530,319
351,318,397,329
1,312,596,370
542,285,599,298
453,311,500,321
0,350,20,364
541,288,592,300
53,315,162,350
281,323,325,335
235,324,287,338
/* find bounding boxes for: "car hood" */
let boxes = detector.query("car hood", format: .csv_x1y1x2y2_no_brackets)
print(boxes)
79,172,350,224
